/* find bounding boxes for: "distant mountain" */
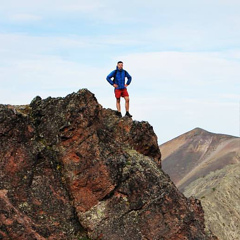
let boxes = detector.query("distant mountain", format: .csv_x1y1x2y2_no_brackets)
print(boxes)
160,128,239,191
160,128,240,240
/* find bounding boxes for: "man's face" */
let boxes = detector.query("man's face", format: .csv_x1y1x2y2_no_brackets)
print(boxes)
117,62,123,70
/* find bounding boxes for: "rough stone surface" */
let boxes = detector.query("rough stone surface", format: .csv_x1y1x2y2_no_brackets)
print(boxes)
184,163,240,240
0,89,217,240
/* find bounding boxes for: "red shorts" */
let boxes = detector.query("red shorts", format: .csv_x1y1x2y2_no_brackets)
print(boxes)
115,88,129,99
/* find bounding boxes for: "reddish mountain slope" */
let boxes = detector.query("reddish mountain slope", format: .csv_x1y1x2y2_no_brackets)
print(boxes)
160,128,239,191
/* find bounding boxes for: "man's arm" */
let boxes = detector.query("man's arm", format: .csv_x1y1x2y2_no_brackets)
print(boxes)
125,71,132,86
106,70,115,86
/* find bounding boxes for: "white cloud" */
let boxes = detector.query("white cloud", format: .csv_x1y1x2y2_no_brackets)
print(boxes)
220,94,240,100
57,1,103,12
0,0,102,13
9,14,42,22
121,51,240,88
0,55,107,88
0,33,92,54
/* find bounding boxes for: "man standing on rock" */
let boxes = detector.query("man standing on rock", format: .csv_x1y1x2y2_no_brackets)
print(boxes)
106,61,132,117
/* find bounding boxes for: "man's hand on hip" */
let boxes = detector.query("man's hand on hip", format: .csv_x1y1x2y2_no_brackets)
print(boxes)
125,84,128,87
113,84,118,88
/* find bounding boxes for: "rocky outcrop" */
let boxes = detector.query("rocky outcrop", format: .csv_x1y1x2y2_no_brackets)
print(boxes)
0,89,216,240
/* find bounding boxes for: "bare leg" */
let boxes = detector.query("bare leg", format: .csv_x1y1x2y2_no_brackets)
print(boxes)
116,98,121,112
124,96,129,112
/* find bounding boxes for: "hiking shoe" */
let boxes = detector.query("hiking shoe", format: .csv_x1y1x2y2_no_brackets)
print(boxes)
116,111,122,117
125,111,132,117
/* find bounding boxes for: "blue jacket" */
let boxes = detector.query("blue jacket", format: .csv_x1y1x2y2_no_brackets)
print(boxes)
106,67,132,89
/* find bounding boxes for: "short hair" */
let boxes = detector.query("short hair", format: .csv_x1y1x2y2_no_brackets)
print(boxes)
117,61,123,64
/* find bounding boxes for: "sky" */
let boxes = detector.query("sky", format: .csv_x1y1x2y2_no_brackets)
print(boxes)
0,0,239,144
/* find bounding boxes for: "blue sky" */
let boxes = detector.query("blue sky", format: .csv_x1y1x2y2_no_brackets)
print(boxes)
0,0,239,143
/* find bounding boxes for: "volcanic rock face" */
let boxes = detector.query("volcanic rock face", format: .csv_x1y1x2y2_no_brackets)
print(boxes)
0,89,216,240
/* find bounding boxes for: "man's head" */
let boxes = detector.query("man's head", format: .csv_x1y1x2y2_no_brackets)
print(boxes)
117,61,123,70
